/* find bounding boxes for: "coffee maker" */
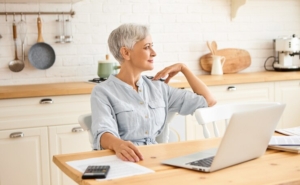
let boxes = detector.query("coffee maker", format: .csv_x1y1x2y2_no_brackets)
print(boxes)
274,34,300,71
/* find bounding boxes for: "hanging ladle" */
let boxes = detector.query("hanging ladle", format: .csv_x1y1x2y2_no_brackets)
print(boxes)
8,15,24,72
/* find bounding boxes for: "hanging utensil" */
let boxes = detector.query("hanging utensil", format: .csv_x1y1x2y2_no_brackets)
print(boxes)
28,16,56,70
18,13,27,62
64,15,73,43
55,14,65,43
8,19,24,72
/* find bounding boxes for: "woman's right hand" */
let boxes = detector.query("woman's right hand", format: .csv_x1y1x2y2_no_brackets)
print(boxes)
112,140,144,162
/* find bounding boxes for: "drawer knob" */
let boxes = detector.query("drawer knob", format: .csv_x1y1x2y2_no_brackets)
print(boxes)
10,132,24,138
72,127,84,133
40,98,53,104
227,86,237,91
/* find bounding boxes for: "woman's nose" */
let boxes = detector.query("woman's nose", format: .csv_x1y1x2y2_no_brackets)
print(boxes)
151,48,156,57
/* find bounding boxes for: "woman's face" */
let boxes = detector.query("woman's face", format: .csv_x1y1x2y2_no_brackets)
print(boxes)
128,35,156,71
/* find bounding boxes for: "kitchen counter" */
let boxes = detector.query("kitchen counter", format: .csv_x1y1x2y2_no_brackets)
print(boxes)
0,82,96,99
1,71,300,99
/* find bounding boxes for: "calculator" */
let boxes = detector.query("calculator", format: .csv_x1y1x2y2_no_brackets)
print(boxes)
82,165,110,179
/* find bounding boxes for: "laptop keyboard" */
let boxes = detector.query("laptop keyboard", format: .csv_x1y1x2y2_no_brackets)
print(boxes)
186,156,214,167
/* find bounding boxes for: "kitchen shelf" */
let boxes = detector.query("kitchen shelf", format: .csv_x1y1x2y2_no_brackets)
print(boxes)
0,0,82,3
0,11,75,17
231,0,247,20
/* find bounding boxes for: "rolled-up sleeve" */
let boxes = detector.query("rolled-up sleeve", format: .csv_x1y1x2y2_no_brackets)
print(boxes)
166,85,208,115
91,86,120,150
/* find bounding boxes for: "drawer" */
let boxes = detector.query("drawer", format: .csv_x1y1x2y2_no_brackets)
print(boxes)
0,94,91,130
208,82,275,104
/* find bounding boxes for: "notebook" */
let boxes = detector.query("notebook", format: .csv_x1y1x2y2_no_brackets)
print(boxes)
275,126,300,136
268,127,300,153
268,145,300,153
161,103,286,172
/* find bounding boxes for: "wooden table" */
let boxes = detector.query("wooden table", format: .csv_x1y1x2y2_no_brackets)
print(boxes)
53,139,300,185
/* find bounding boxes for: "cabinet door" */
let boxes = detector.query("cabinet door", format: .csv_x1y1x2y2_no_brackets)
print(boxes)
275,80,300,128
186,82,275,140
49,124,91,185
0,127,50,185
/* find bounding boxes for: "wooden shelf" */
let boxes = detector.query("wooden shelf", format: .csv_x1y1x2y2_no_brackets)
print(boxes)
231,0,247,20
0,0,82,3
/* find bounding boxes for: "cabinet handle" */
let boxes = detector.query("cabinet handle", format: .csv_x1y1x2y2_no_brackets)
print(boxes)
10,132,24,138
227,86,237,91
72,127,84,133
40,98,53,104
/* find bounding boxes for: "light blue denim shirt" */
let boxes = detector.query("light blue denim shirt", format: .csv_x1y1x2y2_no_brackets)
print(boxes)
91,75,208,150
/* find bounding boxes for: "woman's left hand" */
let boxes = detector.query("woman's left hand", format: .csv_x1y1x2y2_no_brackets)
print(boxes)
153,63,186,83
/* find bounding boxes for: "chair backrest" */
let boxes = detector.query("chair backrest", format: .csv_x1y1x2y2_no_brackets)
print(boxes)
194,102,281,138
155,112,179,143
78,113,93,148
78,112,180,149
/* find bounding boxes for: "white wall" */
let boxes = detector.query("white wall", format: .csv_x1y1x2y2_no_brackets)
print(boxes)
0,0,300,86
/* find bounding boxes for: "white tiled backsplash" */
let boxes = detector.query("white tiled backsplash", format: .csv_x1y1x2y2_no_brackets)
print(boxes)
0,0,300,86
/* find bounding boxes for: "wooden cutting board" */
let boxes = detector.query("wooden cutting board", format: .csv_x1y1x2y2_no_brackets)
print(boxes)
200,48,251,74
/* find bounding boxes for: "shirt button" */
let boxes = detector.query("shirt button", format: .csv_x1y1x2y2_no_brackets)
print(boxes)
140,102,144,105
139,89,142,92
145,115,148,118
145,131,148,134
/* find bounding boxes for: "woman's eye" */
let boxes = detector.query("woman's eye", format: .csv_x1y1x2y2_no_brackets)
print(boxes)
145,45,153,49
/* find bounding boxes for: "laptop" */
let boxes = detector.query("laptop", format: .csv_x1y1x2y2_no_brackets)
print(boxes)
161,103,285,172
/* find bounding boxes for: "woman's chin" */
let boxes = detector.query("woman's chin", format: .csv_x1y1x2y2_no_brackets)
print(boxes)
146,63,154,70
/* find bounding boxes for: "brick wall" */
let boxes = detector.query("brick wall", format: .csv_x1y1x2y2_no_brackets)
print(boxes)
0,0,300,85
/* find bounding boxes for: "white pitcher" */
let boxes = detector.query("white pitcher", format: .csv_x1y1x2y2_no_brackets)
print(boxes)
211,55,226,75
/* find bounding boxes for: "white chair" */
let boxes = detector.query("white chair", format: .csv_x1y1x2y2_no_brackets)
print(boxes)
78,112,179,149
155,112,179,143
194,102,281,138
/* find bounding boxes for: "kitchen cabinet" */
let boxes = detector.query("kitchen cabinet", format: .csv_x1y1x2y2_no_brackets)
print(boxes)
0,94,91,185
49,124,91,185
0,127,50,185
275,80,300,129
185,82,275,140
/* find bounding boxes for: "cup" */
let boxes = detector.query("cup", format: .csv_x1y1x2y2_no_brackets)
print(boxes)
97,55,120,78
211,55,226,75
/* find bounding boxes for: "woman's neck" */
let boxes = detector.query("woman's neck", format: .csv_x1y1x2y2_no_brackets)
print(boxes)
116,66,141,91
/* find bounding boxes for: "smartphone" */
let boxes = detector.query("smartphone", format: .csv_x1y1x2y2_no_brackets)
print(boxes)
82,165,110,179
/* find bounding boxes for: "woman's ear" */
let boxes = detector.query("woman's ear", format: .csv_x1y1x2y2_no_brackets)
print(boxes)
120,47,130,61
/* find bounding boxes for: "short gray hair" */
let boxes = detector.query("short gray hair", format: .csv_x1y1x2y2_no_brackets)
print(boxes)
108,23,150,63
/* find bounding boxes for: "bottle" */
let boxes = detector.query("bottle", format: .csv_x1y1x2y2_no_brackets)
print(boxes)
64,15,73,43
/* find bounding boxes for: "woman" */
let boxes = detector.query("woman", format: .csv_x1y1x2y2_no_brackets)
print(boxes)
91,23,216,163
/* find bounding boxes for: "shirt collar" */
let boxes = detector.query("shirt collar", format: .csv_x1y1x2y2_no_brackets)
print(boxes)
135,76,144,87
108,74,144,89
